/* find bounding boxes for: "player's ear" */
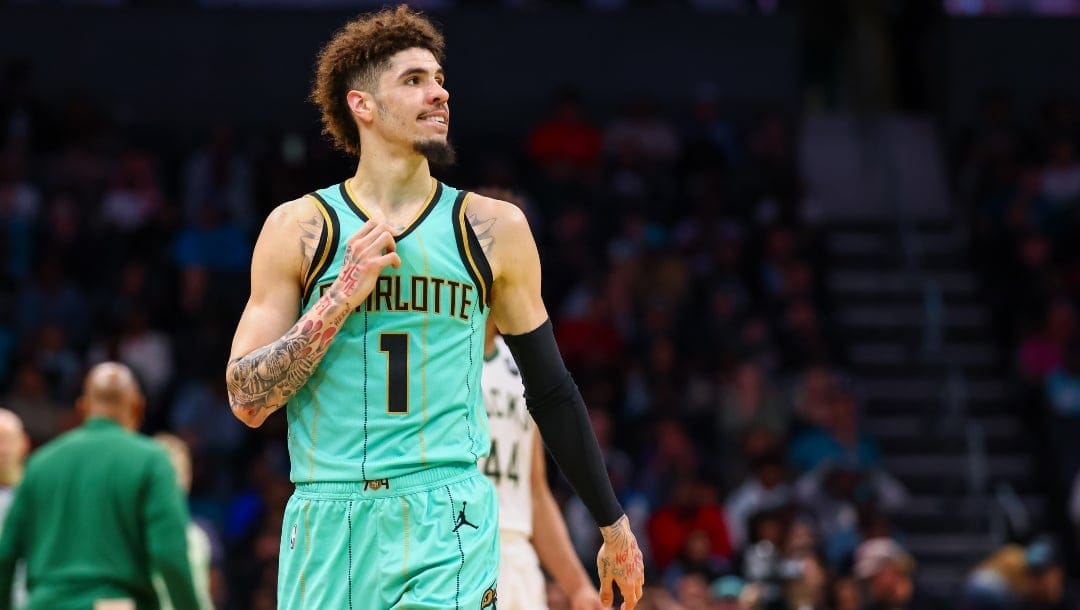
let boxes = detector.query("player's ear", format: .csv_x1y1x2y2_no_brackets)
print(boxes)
348,90,375,125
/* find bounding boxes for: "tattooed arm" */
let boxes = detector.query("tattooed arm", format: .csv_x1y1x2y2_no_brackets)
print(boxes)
227,199,400,427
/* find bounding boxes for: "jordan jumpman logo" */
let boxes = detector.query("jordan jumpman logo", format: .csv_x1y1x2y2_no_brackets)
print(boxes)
453,501,479,532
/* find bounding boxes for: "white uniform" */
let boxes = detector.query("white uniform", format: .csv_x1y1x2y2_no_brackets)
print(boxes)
0,486,27,610
480,336,547,610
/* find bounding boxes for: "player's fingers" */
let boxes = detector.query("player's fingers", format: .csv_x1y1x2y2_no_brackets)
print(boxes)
352,222,392,250
618,576,641,610
369,229,397,253
374,252,401,270
599,574,614,608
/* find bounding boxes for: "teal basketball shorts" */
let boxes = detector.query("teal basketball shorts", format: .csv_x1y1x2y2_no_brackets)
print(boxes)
278,464,500,610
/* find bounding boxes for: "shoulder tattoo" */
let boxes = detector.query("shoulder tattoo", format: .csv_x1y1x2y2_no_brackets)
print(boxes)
466,212,496,257
298,212,325,277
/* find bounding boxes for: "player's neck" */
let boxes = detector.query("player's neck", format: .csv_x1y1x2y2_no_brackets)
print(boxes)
352,147,433,218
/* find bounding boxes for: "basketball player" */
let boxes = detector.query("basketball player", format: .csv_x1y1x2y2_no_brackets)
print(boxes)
225,6,644,610
481,318,605,610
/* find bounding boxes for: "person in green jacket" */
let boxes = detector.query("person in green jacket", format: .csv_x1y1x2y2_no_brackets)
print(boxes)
0,362,199,610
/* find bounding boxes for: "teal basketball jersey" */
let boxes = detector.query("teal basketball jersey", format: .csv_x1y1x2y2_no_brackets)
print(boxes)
288,178,493,483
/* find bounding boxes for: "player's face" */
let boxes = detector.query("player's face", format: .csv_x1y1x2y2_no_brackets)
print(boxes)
373,48,452,160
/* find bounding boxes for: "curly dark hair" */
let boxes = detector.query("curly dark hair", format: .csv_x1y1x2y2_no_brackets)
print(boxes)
310,5,445,156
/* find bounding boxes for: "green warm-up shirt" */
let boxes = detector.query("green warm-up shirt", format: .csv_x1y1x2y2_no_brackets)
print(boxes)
0,418,199,610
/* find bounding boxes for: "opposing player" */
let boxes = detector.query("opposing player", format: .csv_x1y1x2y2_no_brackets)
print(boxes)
481,318,605,610
225,6,644,610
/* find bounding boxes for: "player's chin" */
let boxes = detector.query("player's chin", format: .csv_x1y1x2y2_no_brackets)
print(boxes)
413,138,457,168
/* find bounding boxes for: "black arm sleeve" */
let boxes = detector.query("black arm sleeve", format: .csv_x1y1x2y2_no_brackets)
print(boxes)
502,319,624,527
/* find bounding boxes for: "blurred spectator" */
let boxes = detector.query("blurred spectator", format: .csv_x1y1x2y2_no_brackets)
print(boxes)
663,529,729,594
830,576,862,610
97,259,175,333
789,384,882,474
527,87,602,177
100,151,164,235
1039,139,1080,205
855,538,917,610
783,552,828,610
555,289,625,378
709,575,746,610
13,257,89,345
673,571,711,610
604,96,682,168
172,206,251,272
0,151,41,282
717,360,791,443
962,544,1030,610
183,125,254,229
1022,539,1075,610
1017,300,1074,384
170,370,244,460
639,419,701,506
32,323,82,402
791,365,836,431
724,449,793,551
1043,341,1080,417
87,308,174,407
648,477,733,572
795,460,907,567
1,363,68,446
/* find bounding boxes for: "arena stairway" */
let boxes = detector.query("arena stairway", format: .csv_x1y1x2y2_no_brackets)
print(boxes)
825,220,1043,602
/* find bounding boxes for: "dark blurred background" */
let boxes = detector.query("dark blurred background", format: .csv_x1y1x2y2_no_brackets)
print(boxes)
3,1,1080,609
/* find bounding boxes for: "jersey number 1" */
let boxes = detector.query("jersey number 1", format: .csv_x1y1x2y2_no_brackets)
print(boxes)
379,333,409,414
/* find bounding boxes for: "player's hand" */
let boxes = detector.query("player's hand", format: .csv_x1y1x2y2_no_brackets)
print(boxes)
331,221,401,309
569,584,605,610
596,515,644,610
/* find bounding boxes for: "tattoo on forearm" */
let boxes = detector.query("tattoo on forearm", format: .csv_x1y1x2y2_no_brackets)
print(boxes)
227,297,346,419
466,212,496,256
298,214,324,276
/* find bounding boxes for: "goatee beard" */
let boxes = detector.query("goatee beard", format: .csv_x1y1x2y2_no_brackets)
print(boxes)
414,140,457,169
